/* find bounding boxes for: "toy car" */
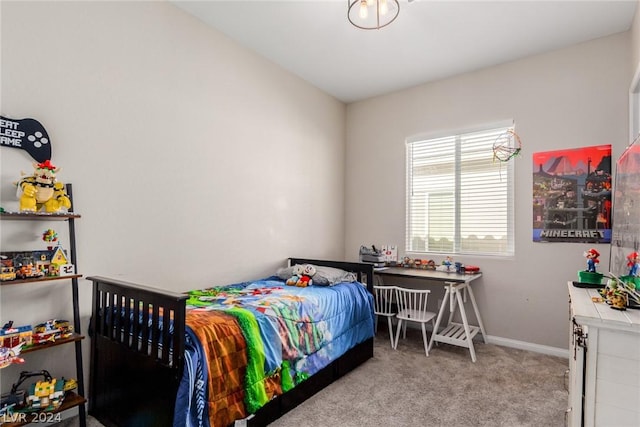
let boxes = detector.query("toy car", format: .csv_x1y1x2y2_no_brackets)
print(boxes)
15,263,44,280
0,266,16,282
31,319,73,344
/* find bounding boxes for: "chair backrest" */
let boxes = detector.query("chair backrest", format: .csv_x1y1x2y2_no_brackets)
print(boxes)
394,287,432,322
373,285,396,316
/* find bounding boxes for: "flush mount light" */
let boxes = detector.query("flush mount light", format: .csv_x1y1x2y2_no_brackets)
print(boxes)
348,0,400,30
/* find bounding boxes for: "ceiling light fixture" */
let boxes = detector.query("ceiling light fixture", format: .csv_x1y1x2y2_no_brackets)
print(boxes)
348,0,399,30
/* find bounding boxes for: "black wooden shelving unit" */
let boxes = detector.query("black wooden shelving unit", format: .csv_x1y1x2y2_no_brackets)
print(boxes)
0,184,86,427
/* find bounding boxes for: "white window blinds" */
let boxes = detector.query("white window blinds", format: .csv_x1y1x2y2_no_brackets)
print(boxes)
406,125,515,256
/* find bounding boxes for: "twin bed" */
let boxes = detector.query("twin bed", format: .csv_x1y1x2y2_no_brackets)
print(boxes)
87,258,375,427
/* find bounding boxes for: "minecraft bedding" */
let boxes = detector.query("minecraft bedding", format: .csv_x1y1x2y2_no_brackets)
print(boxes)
173,277,374,427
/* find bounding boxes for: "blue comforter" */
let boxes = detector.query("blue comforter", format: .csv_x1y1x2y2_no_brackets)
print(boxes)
173,277,374,427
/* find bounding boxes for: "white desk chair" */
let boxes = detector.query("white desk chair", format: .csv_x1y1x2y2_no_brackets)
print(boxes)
394,287,437,356
373,285,397,349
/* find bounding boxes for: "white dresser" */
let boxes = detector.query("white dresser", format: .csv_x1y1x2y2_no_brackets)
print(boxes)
567,282,640,427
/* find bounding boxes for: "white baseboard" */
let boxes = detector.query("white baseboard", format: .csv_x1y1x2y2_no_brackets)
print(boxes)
486,334,569,359
378,317,570,358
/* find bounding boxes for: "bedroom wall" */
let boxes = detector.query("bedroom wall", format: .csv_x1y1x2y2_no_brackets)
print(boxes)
0,1,345,393
632,0,640,74
345,32,631,351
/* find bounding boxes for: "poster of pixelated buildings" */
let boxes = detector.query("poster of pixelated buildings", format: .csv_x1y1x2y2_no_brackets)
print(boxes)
533,144,612,243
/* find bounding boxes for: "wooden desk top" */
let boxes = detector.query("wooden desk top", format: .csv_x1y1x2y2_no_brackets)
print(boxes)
374,266,482,284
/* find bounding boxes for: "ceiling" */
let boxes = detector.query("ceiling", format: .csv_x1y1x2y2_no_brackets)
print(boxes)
170,0,637,103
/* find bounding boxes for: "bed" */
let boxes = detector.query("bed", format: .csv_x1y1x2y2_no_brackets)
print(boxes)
87,258,375,427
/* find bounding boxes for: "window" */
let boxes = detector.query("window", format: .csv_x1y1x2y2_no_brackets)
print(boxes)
406,124,515,256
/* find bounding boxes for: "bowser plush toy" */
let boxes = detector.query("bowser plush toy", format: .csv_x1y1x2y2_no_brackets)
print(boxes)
15,160,71,213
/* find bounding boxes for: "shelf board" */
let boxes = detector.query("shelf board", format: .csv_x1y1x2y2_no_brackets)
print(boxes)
0,392,86,427
22,333,85,354
0,275,82,286
0,212,80,220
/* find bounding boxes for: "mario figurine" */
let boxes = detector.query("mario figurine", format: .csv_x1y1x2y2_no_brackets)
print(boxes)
584,248,600,273
627,252,639,277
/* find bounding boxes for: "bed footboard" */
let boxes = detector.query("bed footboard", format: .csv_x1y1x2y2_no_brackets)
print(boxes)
88,276,188,427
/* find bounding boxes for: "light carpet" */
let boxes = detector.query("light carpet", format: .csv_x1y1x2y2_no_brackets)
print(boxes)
270,328,569,427
55,328,569,427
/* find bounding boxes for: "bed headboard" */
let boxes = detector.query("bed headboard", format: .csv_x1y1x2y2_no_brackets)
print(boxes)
288,258,374,294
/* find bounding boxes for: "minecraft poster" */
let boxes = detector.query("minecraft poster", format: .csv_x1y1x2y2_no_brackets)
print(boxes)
533,144,612,243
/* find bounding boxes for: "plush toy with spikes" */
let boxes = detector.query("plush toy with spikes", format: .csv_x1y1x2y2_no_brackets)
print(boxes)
16,160,71,213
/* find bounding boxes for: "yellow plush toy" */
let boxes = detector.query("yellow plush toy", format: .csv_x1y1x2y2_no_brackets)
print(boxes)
16,160,71,213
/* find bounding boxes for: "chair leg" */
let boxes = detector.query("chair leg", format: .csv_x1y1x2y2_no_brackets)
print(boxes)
374,315,378,333
421,323,429,357
394,319,403,350
431,319,437,346
387,316,394,349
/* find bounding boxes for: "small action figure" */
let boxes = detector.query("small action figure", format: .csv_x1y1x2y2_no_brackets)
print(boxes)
628,251,639,277
584,248,600,273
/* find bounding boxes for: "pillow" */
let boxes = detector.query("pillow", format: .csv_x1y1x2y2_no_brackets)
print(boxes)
276,264,357,286
312,266,357,286
276,265,299,280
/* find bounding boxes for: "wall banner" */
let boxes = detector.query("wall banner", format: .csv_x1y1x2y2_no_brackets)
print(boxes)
532,144,612,243
0,116,52,162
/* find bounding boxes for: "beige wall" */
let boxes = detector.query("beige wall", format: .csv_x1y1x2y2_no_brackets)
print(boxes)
0,0,345,391
632,0,640,74
0,1,636,394
345,32,631,350
630,0,640,140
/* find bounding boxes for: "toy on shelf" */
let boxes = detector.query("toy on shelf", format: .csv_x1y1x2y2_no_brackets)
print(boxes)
584,248,600,272
0,321,33,349
627,252,639,277
2,370,75,413
1,247,75,280
0,343,25,369
15,260,44,280
578,248,603,285
599,273,640,310
0,256,16,282
30,320,73,346
15,160,71,213
620,251,640,291
42,229,58,247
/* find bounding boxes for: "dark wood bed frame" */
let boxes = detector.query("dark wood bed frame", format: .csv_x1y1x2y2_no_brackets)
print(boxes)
87,258,374,427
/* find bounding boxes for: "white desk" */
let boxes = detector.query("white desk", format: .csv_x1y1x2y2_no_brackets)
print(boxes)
374,267,487,362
